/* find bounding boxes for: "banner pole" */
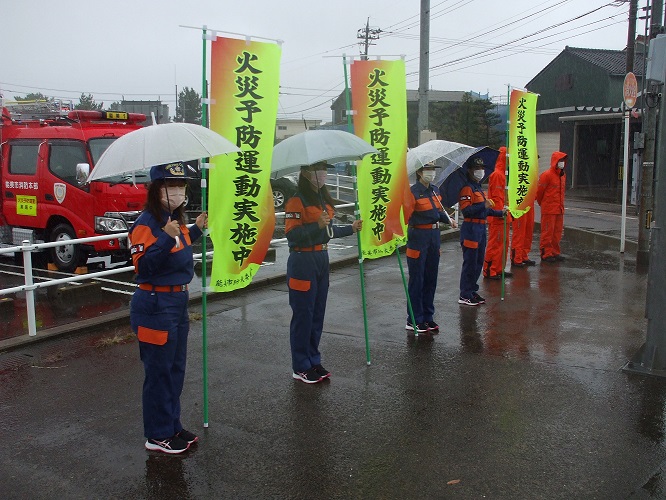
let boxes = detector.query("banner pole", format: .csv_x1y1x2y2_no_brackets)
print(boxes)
200,26,210,427
501,85,511,301
397,248,419,334
343,55,371,364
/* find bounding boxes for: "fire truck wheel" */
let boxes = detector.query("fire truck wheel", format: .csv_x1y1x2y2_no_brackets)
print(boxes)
49,223,86,273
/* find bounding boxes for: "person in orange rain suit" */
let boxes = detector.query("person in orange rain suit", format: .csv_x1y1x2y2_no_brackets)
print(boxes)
483,147,513,280
511,202,536,267
537,151,568,263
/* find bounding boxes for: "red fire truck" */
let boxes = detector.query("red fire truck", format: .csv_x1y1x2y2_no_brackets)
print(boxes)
0,101,149,272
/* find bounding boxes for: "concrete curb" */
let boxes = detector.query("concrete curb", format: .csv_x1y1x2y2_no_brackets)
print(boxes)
0,225,632,353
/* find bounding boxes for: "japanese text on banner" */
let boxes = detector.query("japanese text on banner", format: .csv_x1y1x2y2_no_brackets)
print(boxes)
208,37,280,292
508,89,539,218
350,59,409,259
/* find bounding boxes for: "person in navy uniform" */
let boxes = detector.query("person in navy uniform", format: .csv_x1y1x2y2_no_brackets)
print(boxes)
458,157,506,306
129,161,207,454
405,163,457,334
285,161,362,384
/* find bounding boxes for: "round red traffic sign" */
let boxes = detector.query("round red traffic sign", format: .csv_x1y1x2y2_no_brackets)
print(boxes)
623,72,638,109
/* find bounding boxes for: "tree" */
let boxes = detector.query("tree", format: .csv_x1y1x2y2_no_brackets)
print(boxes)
176,87,202,124
475,99,503,149
426,93,502,149
109,101,122,111
14,92,48,102
74,93,103,110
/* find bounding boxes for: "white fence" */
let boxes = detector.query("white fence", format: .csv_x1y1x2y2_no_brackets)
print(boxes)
0,197,459,338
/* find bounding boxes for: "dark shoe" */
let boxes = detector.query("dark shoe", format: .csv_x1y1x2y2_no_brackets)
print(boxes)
524,259,536,266
177,428,198,444
473,292,486,304
503,271,513,278
406,322,428,333
425,321,440,333
541,256,557,263
145,435,190,454
554,254,566,261
293,367,323,384
313,364,331,379
458,296,480,306
511,261,526,267
485,274,501,280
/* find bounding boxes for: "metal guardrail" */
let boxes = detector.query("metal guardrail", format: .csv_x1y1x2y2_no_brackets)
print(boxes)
0,203,359,338
0,234,136,337
0,199,458,338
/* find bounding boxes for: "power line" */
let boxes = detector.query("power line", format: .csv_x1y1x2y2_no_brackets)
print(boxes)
410,17,628,84
407,2,625,76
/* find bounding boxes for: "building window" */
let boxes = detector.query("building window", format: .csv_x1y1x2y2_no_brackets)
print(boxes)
277,125,287,130
555,73,573,91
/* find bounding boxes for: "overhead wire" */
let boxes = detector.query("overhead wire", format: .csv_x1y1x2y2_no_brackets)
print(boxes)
405,2,627,77
409,16,628,85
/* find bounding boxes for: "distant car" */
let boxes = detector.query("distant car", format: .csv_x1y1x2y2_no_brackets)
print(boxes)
183,161,298,211
270,174,299,210
333,162,353,175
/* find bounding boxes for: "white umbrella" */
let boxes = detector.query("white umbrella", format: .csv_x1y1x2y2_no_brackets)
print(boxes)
271,129,378,179
87,122,239,182
406,139,474,176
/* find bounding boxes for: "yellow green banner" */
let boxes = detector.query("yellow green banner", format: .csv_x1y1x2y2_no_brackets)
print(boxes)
350,59,409,259
208,37,280,292
508,89,539,218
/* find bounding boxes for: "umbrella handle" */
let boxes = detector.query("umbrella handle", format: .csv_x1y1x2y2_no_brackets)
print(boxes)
175,235,181,248
431,187,454,225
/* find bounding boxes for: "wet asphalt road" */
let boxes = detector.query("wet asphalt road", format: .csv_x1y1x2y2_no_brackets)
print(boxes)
2,227,665,499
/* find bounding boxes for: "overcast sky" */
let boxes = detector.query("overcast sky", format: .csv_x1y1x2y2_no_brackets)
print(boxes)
2,0,647,122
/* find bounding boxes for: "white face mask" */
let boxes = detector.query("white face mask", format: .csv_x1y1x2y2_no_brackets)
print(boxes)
473,169,485,181
421,170,436,183
160,186,186,210
305,170,328,189
557,162,565,170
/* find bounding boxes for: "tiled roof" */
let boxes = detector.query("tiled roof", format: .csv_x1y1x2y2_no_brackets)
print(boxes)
565,46,646,76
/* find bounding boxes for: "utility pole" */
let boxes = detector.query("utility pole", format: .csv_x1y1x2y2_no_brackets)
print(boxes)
626,0,638,75
624,32,666,377
417,0,430,140
638,0,663,266
357,18,380,61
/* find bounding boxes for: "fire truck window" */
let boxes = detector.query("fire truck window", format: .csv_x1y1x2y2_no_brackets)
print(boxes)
49,141,87,186
9,142,39,175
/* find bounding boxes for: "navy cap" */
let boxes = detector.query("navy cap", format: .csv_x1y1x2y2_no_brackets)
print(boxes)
149,161,191,181
472,157,486,168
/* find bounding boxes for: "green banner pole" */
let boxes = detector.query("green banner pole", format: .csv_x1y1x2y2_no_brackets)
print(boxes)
343,55,371,364
397,248,419,335
200,26,210,427
501,85,510,301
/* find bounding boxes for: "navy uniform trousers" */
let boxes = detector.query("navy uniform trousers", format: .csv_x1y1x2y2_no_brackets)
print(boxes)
460,222,487,299
406,226,441,324
287,250,329,373
130,288,189,440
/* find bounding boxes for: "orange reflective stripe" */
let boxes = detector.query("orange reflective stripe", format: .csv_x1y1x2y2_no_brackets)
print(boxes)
459,186,473,210
414,197,434,211
463,239,479,249
406,248,420,259
137,326,168,345
129,225,158,269
181,225,191,246
289,277,311,292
